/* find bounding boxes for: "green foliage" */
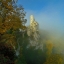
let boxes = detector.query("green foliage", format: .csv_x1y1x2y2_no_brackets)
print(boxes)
0,42,16,64
23,47,46,64
14,29,46,64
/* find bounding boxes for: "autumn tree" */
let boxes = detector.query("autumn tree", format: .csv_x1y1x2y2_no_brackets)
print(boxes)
0,0,27,64
0,0,26,49
44,40,53,57
44,54,64,64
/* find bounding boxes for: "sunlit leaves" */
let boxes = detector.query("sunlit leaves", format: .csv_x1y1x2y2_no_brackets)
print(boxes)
44,54,63,64
0,0,27,52
46,40,53,56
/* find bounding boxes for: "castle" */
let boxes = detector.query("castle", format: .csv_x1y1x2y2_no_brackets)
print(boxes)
27,15,40,47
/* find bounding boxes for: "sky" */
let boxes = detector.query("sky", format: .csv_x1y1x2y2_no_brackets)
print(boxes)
17,0,64,35
17,0,64,53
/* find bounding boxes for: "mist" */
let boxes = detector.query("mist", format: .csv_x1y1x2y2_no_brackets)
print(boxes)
24,0,64,55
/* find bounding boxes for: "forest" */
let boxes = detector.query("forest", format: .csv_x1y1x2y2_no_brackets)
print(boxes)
0,0,64,64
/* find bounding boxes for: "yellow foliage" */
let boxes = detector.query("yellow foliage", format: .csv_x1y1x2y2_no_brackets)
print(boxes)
0,0,26,51
44,54,63,64
46,40,53,56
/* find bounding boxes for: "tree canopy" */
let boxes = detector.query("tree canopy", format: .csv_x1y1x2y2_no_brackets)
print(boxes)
0,0,27,64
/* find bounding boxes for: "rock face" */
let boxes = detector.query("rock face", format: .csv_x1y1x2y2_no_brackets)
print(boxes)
27,15,40,47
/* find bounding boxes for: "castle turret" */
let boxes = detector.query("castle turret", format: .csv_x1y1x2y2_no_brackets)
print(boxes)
30,15,39,32
30,15,35,26
27,15,44,50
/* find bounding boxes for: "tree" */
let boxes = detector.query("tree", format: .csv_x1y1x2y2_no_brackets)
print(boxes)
44,54,64,64
0,42,16,64
45,40,53,57
0,0,27,63
0,0,26,50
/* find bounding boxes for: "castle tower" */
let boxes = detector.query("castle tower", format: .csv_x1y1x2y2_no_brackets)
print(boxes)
30,15,35,26
27,15,42,48
30,15,39,32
